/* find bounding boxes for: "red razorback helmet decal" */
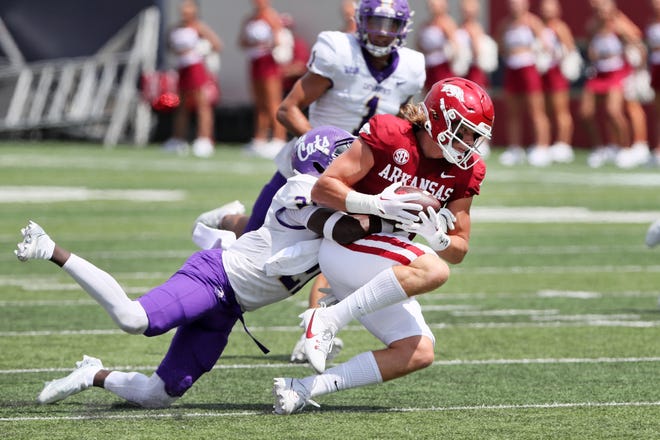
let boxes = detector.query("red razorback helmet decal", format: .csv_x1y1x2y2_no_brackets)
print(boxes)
421,77,494,169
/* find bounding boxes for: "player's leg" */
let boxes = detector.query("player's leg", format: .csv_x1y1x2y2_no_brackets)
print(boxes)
37,248,240,407
15,221,148,334
301,234,450,373
302,237,448,372
274,298,434,414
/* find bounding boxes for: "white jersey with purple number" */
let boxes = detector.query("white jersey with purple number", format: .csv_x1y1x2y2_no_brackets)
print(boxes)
307,31,425,135
223,174,321,312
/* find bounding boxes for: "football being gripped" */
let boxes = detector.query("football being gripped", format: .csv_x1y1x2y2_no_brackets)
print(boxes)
394,186,442,213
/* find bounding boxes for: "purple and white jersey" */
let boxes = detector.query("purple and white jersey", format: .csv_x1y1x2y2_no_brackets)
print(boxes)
274,32,425,178
307,31,425,135
222,174,321,311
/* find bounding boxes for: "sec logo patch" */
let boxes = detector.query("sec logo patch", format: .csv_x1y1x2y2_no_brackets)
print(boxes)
393,148,409,165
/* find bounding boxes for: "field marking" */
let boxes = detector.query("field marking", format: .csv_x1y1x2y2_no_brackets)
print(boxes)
1,401,659,422
489,169,660,187
2,356,660,375
472,206,660,223
1,288,655,304
0,154,275,175
2,315,659,340
0,186,185,203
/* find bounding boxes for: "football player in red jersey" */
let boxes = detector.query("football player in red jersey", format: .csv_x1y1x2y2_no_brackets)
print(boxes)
273,77,495,414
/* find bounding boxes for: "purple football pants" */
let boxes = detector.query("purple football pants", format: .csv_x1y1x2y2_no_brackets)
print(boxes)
137,249,240,397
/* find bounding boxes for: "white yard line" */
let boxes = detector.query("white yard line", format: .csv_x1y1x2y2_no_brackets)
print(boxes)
1,400,659,422
0,186,185,203
2,356,660,375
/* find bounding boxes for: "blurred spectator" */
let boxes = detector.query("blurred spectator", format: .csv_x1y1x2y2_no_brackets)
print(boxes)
497,0,552,167
581,0,647,168
163,0,222,158
279,13,311,99
416,0,459,94
616,4,652,168
340,0,357,34
649,0,660,164
456,0,495,89
239,0,288,159
456,0,498,158
538,0,576,164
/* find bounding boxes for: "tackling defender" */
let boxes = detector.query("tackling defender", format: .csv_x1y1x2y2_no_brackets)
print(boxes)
195,0,426,363
15,126,416,408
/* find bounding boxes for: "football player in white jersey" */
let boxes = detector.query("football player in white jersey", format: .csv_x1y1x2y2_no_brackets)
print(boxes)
194,0,426,363
14,127,401,409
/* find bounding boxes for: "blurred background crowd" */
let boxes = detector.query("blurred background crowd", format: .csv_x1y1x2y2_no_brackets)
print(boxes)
0,0,658,168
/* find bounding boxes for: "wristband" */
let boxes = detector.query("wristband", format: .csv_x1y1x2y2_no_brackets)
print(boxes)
345,191,377,215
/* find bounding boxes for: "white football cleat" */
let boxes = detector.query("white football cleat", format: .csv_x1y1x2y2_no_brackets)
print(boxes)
37,355,103,404
645,219,660,248
15,221,55,262
301,308,338,374
272,377,319,415
193,200,245,230
291,332,344,364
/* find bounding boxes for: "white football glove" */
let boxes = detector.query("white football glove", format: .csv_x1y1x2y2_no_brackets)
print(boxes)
397,207,456,251
345,182,422,225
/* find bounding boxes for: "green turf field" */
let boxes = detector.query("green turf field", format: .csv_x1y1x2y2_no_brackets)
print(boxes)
1,142,659,439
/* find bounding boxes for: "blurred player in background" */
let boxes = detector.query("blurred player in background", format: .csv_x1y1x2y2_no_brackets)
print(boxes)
162,0,222,158
195,0,426,364
15,127,402,409
273,77,495,414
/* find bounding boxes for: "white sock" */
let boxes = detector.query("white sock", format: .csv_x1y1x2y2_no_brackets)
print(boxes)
324,268,407,329
104,372,177,408
302,351,382,398
62,254,148,334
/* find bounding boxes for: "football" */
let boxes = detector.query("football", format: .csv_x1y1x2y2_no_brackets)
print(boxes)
394,186,441,213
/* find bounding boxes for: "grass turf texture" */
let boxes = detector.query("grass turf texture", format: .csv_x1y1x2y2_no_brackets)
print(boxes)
1,142,659,439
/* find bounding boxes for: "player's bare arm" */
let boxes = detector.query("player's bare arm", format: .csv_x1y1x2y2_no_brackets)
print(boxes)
277,72,332,136
438,196,473,264
311,138,374,211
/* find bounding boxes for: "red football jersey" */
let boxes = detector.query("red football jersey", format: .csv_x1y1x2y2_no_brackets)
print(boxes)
354,114,486,204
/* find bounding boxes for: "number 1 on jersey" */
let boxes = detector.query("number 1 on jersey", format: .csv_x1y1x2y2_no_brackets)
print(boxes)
353,96,380,135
